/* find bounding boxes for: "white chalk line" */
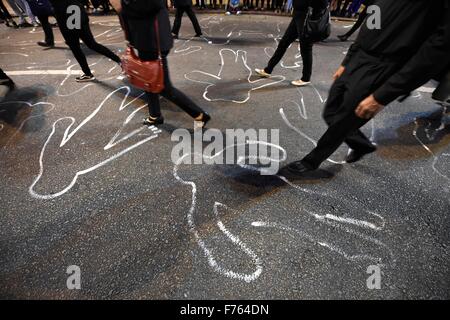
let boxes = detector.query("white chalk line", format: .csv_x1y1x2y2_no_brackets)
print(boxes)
185,48,285,104
29,86,160,199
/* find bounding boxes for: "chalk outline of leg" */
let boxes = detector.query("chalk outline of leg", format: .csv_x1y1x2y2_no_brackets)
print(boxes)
29,86,161,200
173,141,287,282
185,48,286,104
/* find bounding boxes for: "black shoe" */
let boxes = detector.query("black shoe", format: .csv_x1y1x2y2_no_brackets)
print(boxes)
345,146,377,163
195,112,211,129
18,22,33,28
194,33,202,37
37,41,54,48
286,160,315,175
143,115,164,126
0,78,15,91
337,35,348,42
75,74,96,82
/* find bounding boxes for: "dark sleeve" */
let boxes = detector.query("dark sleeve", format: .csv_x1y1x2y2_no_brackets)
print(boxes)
373,5,450,105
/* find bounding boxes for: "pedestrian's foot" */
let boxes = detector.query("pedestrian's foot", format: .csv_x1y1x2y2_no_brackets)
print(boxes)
32,22,40,27
0,77,15,91
345,145,377,163
75,74,96,82
194,112,211,128
291,79,311,87
143,115,164,126
195,33,202,37
255,68,270,78
236,11,242,15
285,160,316,175
18,22,33,28
172,33,179,39
225,11,231,15
37,41,54,48
337,35,348,42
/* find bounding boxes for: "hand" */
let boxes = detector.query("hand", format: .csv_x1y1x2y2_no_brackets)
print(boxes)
333,65,345,81
355,95,384,119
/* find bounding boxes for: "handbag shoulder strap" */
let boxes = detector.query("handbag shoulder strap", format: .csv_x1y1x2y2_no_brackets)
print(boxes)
154,17,162,58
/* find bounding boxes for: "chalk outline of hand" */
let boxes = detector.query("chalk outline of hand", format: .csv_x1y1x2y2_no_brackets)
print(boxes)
185,48,285,104
29,86,161,200
412,116,450,182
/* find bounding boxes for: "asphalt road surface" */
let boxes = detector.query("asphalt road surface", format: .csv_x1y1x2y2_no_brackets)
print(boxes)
0,13,449,299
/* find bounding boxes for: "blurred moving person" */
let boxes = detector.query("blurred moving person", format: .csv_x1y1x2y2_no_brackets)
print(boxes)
171,0,202,39
120,0,211,127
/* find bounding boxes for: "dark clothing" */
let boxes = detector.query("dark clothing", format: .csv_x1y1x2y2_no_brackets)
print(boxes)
171,5,202,36
301,50,398,169
121,0,173,56
121,0,205,120
49,0,120,75
341,0,375,39
174,0,192,7
433,69,450,102
38,15,54,45
342,0,450,105
144,53,203,119
264,0,327,81
26,0,53,16
301,0,450,169
266,18,313,82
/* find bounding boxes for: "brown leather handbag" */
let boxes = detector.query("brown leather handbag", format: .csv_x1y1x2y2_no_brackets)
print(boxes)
121,18,165,93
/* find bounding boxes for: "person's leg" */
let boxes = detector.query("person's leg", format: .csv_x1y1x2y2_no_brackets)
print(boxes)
159,55,204,118
299,40,313,82
146,92,162,118
17,0,37,24
172,6,185,36
37,15,54,45
6,0,26,24
186,5,202,35
66,36,93,75
321,74,374,153
265,18,298,73
78,16,121,63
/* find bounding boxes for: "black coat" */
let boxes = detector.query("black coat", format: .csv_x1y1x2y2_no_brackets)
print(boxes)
174,0,192,7
121,0,173,54
26,0,53,16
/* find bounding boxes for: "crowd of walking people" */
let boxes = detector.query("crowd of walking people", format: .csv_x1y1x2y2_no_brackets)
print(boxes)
0,0,449,176
0,0,374,29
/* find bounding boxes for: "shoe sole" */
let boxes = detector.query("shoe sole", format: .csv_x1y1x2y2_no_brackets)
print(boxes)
76,78,96,83
291,81,311,87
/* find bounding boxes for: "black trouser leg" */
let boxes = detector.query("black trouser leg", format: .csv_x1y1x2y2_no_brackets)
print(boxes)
300,40,313,82
265,18,298,73
321,76,374,153
300,53,398,169
185,6,202,35
172,7,185,36
147,55,204,119
66,36,92,75
79,20,121,63
38,15,54,45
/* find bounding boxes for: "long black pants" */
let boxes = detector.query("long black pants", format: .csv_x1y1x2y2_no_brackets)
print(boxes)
172,5,202,36
265,17,313,82
140,52,204,119
59,13,120,75
342,7,368,38
38,15,54,45
301,51,401,169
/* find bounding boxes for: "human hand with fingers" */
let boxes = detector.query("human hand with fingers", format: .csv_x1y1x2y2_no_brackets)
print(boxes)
355,95,384,119
185,49,285,104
